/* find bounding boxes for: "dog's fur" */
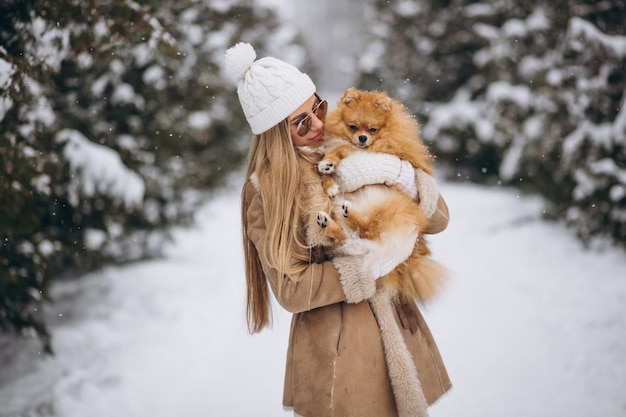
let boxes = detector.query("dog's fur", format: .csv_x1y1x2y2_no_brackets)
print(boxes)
296,146,343,253
311,88,447,303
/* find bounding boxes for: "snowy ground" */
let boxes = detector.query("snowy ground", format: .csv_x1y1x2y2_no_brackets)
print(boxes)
1,175,625,417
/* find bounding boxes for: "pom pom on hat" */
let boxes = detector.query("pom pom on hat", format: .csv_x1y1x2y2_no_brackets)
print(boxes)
224,42,316,134
224,42,256,82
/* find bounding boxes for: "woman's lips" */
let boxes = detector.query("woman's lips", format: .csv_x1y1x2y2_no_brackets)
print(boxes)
311,131,324,142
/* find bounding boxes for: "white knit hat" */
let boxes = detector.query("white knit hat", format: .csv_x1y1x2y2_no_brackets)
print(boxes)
224,42,316,135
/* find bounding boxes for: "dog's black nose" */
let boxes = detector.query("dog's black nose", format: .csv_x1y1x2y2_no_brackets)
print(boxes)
358,135,367,143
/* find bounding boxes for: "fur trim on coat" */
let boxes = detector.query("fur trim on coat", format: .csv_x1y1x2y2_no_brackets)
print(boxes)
370,287,429,417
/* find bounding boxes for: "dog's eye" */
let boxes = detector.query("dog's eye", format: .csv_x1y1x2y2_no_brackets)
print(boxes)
348,125,358,132
369,128,378,134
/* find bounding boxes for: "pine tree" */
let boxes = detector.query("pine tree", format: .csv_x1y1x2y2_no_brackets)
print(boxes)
0,0,311,350
356,0,626,248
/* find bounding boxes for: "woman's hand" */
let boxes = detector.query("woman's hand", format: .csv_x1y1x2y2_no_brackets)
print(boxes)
415,169,439,218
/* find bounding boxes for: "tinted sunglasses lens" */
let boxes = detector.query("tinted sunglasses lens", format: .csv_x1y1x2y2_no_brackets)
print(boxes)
316,100,327,120
295,98,327,137
296,116,311,136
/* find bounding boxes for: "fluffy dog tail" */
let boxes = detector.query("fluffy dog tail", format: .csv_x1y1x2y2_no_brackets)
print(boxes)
407,256,450,303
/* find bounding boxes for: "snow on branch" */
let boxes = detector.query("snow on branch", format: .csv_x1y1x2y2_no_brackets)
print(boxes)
486,81,533,110
563,94,626,161
56,129,145,209
0,57,14,122
29,17,70,72
568,17,626,57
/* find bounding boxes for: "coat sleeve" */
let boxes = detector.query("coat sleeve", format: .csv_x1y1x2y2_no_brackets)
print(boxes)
243,182,348,314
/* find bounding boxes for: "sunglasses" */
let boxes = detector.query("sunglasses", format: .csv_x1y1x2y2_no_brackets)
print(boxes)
294,94,328,137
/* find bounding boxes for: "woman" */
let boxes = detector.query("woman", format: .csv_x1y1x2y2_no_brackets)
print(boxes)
225,42,451,417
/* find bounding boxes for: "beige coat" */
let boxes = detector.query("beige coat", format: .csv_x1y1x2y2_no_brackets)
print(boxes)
243,180,452,417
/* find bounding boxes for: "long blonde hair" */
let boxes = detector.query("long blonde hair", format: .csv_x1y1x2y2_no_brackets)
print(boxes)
241,120,311,333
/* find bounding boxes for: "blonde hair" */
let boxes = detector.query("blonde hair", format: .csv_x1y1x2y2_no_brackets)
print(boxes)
241,120,311,333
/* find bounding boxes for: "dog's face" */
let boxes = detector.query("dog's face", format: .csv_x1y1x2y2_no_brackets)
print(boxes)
335,88,393,148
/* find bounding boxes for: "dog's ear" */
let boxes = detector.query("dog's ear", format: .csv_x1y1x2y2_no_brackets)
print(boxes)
375,95,392,113
342,87,359,107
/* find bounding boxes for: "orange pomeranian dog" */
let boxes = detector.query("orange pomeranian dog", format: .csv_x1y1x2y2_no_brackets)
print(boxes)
313,88,447,303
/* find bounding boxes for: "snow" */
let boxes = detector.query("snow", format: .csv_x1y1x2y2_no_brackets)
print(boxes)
358,40,386,73
29,17,70,72
17,78,56,137
142,65,167,90
486,81,532,110
499,137,524,182
188,111,212,131
569,17,626,57
0,95,12,124
502,8,549,37
422,89,495,144
111,83,143,108
1,174,625,417
561,99,626,203
0,57,13,89
394,0,421,17
463,4,494,18
56,129,145,209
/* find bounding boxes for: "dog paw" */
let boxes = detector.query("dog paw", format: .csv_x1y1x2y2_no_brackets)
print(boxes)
341,200,351,217
318,160,335,175
317,211,329,228
326,184,340,197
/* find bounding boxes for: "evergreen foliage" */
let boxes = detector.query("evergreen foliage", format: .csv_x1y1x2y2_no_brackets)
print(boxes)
0,0,310,350
356,0,626,248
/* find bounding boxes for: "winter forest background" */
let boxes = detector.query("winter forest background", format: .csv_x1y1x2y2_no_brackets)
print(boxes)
0,0,625,395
